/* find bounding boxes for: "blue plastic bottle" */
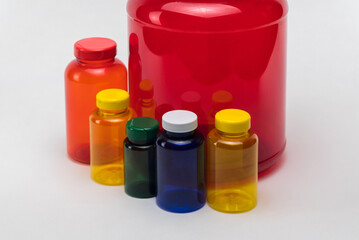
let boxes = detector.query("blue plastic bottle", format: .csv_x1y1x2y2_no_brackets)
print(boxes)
156,110,205,213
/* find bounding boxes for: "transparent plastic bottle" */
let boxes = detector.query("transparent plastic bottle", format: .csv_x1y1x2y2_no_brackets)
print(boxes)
90,89,135,186
156,110,205,213
135,79,157,118
127,0,288,173
124,117,159,198
207,109,258,213
65,37,127,164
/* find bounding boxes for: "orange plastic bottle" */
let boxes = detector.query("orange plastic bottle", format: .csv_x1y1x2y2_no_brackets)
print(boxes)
65,38,127,164
90,89,135,186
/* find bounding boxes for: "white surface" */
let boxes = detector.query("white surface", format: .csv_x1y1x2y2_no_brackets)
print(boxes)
162,110,198,133
0,0,359,239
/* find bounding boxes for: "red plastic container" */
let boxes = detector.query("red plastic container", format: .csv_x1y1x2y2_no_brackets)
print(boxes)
127,0,288,172
65,38,127,164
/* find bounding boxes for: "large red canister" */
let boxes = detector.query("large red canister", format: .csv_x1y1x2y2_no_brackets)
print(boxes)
127,0,288,172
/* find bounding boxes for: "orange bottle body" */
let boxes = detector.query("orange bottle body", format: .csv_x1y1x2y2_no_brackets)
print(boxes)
90,108,135,185
65,58,127,164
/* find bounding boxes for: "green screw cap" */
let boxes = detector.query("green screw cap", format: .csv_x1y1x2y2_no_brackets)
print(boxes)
126,117,159,143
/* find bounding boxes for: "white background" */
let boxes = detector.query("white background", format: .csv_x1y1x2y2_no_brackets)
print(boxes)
1,0,359,239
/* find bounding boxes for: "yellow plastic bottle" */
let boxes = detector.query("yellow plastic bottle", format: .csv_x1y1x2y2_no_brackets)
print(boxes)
206,109,258,213
90,89,135,186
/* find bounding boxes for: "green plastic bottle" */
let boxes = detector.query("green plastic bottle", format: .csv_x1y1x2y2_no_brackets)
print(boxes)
124,117,159,198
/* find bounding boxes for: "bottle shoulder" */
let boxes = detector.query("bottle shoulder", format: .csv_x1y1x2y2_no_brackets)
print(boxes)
124,138,156,151
90,108,136,126
156,130,204,150
127,0,288,32
65,58,127,83
207,129,258,149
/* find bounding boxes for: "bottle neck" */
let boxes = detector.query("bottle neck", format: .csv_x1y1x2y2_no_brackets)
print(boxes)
98,108,128,117
217,130,250,139
76,57,115,66
164,130,195,139
128,138,156,146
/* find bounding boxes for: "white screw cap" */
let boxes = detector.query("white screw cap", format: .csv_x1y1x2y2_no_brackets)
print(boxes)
162,110,198,133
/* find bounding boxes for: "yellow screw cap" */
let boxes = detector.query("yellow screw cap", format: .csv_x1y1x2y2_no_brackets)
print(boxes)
215,109,251,134
96,89,129,110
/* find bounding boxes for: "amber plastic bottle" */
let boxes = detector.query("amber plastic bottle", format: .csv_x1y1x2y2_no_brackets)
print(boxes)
90,89,135,186
65,37,127,164
207,109,258,213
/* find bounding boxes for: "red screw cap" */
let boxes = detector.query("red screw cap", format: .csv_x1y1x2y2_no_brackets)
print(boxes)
74,37,117,60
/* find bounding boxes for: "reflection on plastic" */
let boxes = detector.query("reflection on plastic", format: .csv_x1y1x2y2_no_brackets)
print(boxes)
136,79,156,118
208,90,234,133
180,91,207,133
129,33,142,109
155,104,174,129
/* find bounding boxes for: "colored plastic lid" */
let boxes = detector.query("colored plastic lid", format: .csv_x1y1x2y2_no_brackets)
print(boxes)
74,37,117,60
126,117,159,143
96,89,129,111
162,110,198,133
215,109,251,134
